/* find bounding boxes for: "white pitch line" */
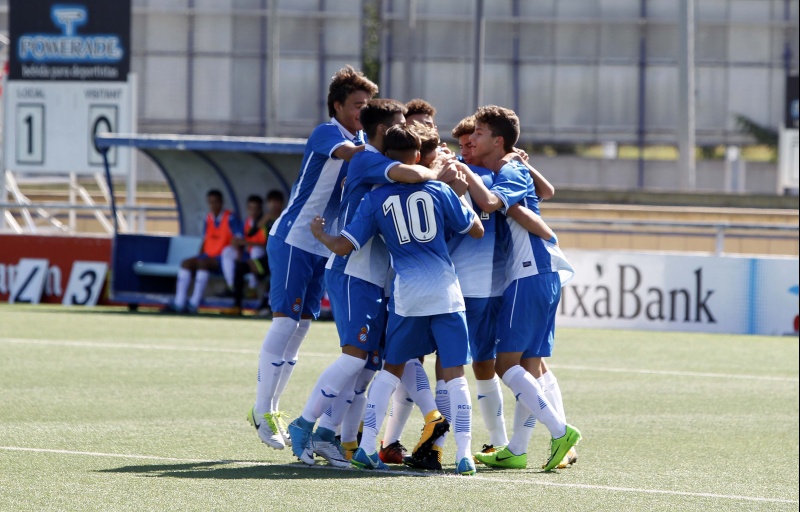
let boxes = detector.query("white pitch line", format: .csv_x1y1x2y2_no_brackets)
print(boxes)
0,337,797,382
1,446,796,505
0,337,332,358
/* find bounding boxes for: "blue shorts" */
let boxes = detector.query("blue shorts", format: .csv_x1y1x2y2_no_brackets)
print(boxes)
267,237,327,320
325,269,386,355
385,311,470,369
364,301,388,372
495,273,561,358
465,296,502,363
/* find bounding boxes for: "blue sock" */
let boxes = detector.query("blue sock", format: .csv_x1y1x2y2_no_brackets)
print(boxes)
315,426,337,441
296,416,315,431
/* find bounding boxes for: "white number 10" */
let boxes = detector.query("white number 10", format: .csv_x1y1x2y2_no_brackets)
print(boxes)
382,191,437,244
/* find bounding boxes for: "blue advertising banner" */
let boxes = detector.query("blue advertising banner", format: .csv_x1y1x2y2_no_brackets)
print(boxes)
8,0,131,81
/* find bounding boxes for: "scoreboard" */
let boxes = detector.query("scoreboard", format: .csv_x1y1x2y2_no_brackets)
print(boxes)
3,0,133,175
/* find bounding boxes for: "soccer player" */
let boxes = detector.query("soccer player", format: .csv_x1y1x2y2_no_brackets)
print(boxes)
448,116,511,457
287,99,449,467
463,105,581,471
405,98,437,128
162,189,242,314
379,122,454,468
452,116,477,165
248,66,378,450
311,124,484,476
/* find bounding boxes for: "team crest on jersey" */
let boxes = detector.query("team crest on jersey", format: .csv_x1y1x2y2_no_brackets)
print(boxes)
292,298,302,313
358,327,368,343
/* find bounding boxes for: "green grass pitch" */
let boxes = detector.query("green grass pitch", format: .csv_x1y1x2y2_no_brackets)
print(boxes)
0,305,797,511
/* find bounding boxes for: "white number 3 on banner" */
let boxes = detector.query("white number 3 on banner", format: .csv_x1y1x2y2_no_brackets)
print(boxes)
62,261,108,306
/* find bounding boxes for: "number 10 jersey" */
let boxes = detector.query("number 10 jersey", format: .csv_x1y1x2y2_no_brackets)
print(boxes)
341,181,476,317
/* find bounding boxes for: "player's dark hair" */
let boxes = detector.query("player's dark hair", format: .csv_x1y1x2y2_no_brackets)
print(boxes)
327,65,379,118
206,189,223,202
360,99,407,139
384,124,421,152
474,105,520,152
409,121,439,156
384,125,421,164
405,98,437,118
247,194,263,205
266,190,285,203
451,116,476,138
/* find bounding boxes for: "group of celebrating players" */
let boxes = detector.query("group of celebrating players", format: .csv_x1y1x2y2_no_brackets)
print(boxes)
246,65,582,476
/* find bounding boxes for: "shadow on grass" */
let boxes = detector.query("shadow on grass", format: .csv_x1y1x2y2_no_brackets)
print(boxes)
97,460,424,480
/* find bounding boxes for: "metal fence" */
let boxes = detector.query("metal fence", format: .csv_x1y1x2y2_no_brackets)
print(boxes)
0,0,797,144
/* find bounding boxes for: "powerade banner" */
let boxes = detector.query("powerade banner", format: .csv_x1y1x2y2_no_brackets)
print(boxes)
8,0,131,81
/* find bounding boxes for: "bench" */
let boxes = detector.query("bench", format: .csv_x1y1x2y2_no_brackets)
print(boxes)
133,235,202,277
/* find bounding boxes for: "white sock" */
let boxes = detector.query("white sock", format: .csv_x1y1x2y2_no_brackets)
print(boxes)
507,399,536,456
220,246,237,288
383,383,414,446
300,354,365,423
317,371,358,432
539,370,566,422
189,269,209,308
174,268,191,307
272,319,309,411
255,317,298,416
447,376,473,462
502,365,566,438
360,371,399,454
341,368,375,443
476,376,508,447
403,360,437,416
433,379,449,449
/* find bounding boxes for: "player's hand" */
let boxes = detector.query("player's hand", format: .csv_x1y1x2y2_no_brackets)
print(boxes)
449,169,469,197
438,142,454,156
513,147,529,161
310,216,326,239
436,159,459,183
231,237,246,248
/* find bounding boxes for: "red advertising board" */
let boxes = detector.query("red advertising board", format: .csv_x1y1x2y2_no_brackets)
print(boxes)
0,234,111,304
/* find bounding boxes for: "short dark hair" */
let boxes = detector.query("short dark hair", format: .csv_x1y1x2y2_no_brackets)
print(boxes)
405,98,436,118
474,105,520,152
360,99,407,139
206,189,223,202
247,194,264,206
266,190,285,203
327,65,379,118
384,124,421,153
451,116,476,138
409,121,439,156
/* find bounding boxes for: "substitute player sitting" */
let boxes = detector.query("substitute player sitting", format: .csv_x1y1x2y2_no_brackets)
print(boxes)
221,195,269,316
163,189,243,314
310,124,484,475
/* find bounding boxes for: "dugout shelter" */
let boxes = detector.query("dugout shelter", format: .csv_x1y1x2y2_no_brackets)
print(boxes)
95,134,305,309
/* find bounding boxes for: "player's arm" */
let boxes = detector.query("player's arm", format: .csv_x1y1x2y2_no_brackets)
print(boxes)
310,216,355,256
462,167,504,213
503,151,555,200
466,212,484,239
387,163,439,183
332,144,366,162
506,204,557,244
